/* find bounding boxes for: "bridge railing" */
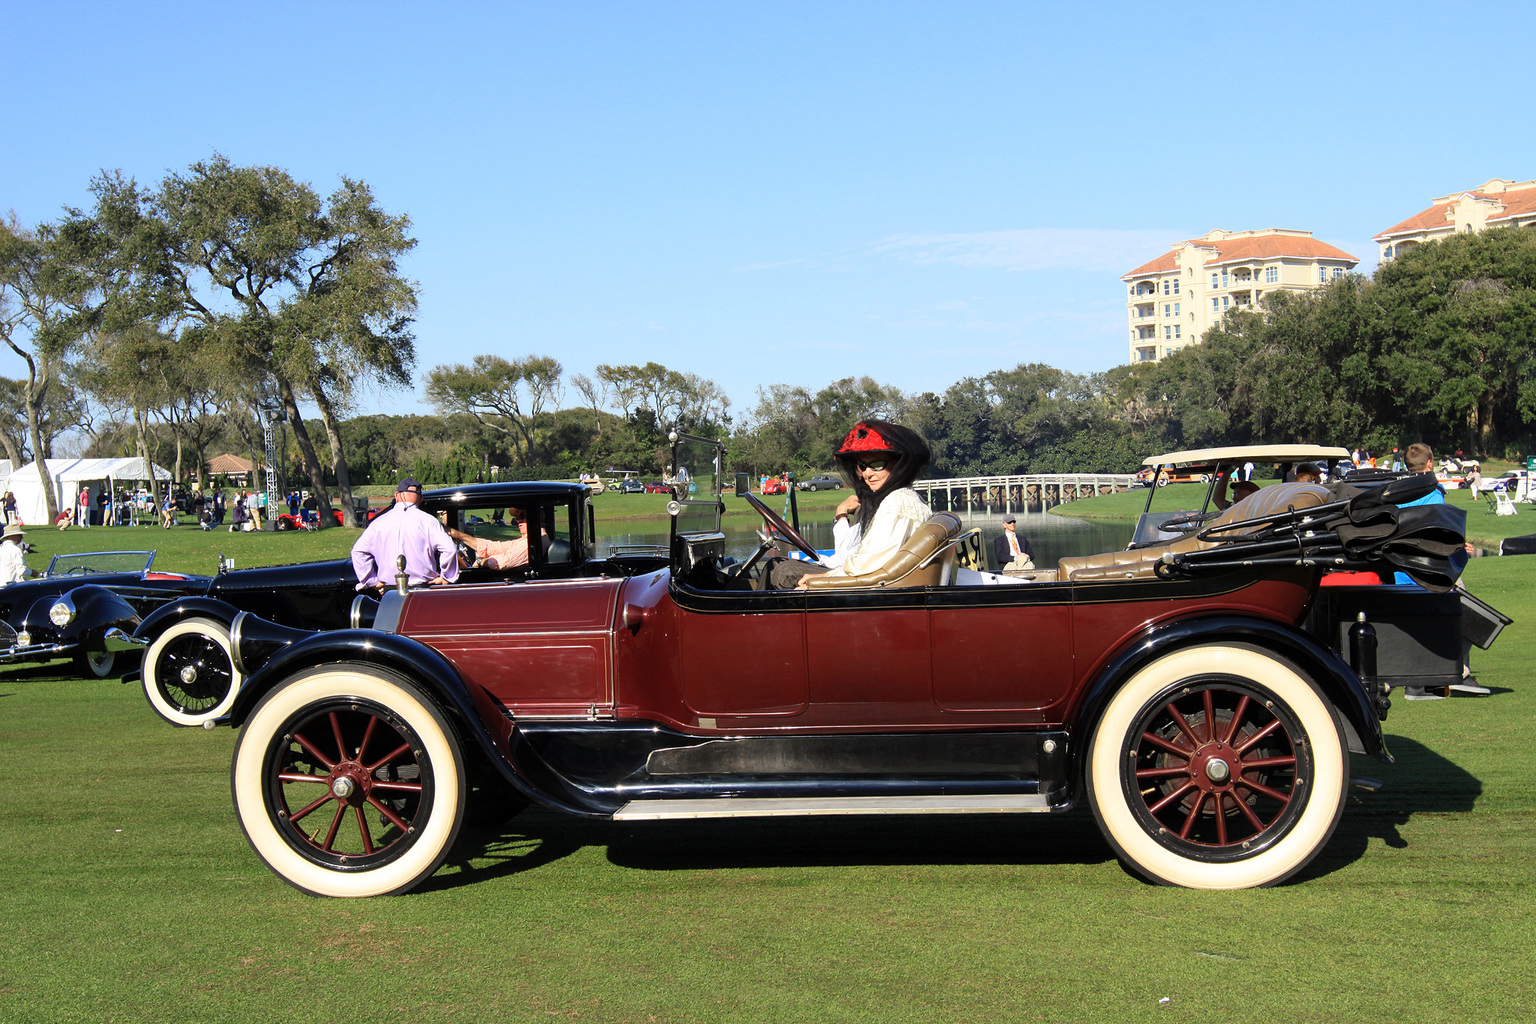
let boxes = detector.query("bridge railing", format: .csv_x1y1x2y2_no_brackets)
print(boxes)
912,474,1139,515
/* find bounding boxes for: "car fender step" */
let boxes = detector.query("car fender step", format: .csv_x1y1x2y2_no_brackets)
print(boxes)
612,794,1053,820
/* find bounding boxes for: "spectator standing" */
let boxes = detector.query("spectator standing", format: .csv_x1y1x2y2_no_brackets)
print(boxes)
78,485,91,529
351,477,459,592
1394,442,1485,699
0,524,30,584
2,491,15,526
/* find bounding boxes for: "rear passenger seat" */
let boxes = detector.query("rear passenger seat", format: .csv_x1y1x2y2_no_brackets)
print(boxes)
1057,482,1330,582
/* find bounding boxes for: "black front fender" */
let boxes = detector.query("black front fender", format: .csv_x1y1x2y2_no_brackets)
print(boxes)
32,586,141,649
134,598,241,643
1071,614,1389,765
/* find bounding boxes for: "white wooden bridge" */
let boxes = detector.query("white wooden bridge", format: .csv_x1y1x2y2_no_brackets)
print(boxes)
912,473,1138,515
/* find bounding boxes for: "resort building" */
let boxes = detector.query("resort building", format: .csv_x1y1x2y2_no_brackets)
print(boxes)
1123,229,1359,364
1374,178,1536,262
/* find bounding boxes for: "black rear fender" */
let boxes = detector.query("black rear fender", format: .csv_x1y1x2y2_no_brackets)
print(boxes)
1071,615,1388,770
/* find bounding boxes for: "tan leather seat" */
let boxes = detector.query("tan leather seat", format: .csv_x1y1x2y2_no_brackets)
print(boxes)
1058,483,1330,582
802,512,964,591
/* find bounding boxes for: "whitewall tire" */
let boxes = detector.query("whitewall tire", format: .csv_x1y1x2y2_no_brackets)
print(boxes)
1085,645,1347,889
142,618,242,726
231,665,466,897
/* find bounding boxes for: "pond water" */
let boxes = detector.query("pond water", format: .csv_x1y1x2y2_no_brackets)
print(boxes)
598,511,1136,569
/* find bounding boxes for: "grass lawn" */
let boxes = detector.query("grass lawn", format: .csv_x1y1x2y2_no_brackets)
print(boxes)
1,499,1532,1022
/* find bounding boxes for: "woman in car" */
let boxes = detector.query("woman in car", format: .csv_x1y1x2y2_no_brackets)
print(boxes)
767,420,932,589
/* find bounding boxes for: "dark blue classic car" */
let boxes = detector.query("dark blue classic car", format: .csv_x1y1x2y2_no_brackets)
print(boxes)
0,551,208,678
131,481,667,727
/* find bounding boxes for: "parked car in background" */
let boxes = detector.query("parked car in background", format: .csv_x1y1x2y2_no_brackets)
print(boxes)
760,476,788,495
0,551,209,679
1474,469,1529,499
614,478,645,494
644,481,671,494
796,474,843,491
129,482,667,728
209,433,1476,898
274,507,347,530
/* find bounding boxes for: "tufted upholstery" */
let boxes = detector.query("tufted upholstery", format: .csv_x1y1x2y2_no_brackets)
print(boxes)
1057,483,1330,582
801,512,964,591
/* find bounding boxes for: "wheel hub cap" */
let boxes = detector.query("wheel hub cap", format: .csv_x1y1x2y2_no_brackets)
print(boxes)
331,776,356,799
1205,758,1231,783
179,664,198,685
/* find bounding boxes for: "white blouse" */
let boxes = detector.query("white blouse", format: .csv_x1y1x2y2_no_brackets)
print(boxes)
824,487,932,578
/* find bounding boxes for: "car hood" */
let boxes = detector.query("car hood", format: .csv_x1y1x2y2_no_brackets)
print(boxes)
210,558,357,596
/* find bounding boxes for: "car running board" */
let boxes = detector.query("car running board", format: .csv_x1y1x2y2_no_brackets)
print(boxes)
612,793,1054,820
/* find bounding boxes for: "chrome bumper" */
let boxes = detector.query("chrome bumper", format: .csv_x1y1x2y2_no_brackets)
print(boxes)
0,641,76,662
104,628,150,652
0,628,147,662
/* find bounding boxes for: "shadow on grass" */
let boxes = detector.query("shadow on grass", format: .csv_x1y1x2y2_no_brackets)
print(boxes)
429,805,1116,891
1298,733,1482,881
430,734,1481,891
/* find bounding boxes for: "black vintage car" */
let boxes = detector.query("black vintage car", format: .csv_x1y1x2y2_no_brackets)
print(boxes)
130,481,667,727
0,551,209,679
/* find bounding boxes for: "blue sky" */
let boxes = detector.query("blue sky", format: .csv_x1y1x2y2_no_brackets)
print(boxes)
5,1,1535,425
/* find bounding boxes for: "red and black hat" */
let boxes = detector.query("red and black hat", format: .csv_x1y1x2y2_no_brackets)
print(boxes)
836,422,898,456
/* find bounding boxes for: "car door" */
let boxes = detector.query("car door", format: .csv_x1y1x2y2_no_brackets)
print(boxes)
674,586,810,720
803,587,933,723
927,584,1075,715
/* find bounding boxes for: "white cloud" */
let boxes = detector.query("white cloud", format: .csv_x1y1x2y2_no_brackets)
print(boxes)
867,228,1184,274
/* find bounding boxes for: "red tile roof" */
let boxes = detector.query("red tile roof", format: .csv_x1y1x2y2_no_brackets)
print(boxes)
1124,233,1358,279
1374,181,1536,240
208,453,255,475
1124,251,1179,277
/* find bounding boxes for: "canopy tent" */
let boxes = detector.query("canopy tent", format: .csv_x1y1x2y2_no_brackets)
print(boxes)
7,458,172,527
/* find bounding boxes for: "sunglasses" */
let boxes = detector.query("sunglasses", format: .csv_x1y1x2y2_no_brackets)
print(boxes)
856,459,890,472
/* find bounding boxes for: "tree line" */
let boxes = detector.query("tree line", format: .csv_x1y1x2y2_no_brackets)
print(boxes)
7,156,1535,523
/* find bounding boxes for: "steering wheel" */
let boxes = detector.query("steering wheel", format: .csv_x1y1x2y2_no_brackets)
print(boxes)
457,541,478,569
742,492,819,558
1158,510,1223,533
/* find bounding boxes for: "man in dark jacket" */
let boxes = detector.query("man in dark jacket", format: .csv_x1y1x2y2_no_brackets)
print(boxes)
993,514,1034,571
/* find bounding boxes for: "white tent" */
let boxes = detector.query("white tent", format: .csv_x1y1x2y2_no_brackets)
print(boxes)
7,458,172,527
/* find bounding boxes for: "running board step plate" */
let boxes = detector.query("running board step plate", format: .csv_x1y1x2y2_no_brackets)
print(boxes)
613,794,1052,820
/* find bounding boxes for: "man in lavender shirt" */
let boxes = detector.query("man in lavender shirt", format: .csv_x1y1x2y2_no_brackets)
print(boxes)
351,477,460,592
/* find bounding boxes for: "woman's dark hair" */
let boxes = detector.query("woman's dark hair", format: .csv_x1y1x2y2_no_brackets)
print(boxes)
833,420,930,534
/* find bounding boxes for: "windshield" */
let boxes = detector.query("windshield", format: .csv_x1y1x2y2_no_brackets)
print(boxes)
46,551,156,576
670,432,724,534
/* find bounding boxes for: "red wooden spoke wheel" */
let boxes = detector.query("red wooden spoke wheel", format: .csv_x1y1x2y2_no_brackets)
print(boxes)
1087,645,1348,889
232,667,466,897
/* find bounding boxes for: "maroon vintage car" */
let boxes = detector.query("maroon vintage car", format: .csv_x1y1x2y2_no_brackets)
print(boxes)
217,433,1471,897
